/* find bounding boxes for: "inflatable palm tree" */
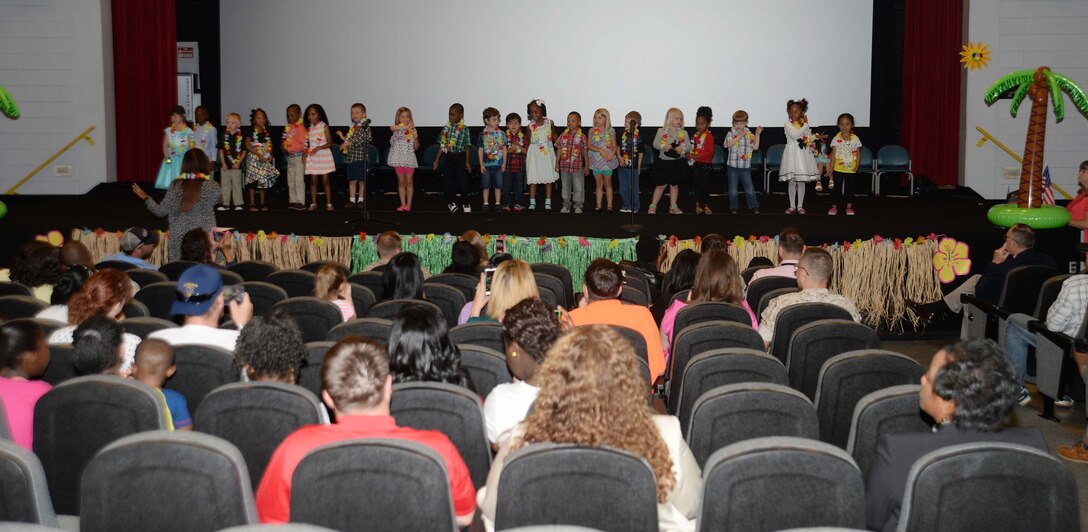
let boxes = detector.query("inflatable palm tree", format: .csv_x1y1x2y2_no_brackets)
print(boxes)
985,66,1088,228
0,85,18,119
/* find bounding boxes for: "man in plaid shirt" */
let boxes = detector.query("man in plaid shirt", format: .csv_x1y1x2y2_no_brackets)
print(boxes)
1003,273,1088,406
432,103,473,213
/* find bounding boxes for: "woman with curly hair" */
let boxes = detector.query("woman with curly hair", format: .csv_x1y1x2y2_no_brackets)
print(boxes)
479,325,701,531
459,258,540,325
2,240,64,303
233,309,306,382
388,302,474,392
866,339,1049,531
47,269,142,370
484,298,562,446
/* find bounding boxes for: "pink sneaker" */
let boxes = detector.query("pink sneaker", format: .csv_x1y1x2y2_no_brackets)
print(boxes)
785,208,796,215
846,207,855,216
828,206,838,215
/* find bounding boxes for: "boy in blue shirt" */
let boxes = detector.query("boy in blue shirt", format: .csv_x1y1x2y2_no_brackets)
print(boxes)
131,339,192,430
477,107,507,212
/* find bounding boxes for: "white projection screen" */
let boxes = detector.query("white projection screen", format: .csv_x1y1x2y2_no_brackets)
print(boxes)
221,0,872,127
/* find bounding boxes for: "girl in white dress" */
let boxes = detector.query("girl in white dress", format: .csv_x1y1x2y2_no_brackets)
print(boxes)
525,99,558,210
779,98,819,214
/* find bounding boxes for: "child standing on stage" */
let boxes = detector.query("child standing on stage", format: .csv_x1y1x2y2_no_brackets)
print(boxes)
648,108,689,214
154,106,193,190
282,104,308,210
337,103,372,209
503,113,528,211
477,107,506,212
525,99,558,210
617,111,644,213
218,112,246,211
724,110,762,214
245,108,275,211
812,128,832,192
689,106,715,215
588,108,619,213
304,103,335,211
387,107,420,212
828,112,863,216
554,112,588,214
780,98,819,214
433,103,472,213
193,106,217,170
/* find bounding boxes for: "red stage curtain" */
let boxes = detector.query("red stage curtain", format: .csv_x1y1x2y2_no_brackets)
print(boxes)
901,0,964,187
112,0,177,182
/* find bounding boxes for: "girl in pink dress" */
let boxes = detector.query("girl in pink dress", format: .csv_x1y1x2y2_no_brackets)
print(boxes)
304,103,336,211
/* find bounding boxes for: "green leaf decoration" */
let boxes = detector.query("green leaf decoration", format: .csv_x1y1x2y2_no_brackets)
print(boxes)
1044,70,1064,121
1052,72,1088,117
985,70,1034,105
1009,82,1031,118
0,86,19,119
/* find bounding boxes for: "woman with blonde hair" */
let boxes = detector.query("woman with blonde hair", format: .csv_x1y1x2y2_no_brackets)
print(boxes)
314,263,354,322
479,325,702,531
459,259,540,324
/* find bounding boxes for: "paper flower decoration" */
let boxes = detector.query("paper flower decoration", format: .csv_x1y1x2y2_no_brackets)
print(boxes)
960,41,992,71
35,230,63,246
933,237,971,284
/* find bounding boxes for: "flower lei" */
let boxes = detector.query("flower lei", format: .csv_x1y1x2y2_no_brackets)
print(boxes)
692,131,708,156
341,120,365,154
530,119,550,153
439,121,465,153
177,171,208,181
281,118,303,151
506,128,525,154
223,129,243,164
621,127,639,163
660,128,684,150
559,128,584,160
403,124,414,143
166,124,190,162
734,128,755,160
197,122,213,148
253,127,271,160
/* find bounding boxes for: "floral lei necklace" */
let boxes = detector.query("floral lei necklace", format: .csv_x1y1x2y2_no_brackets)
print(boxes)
223,129,243,163
530,119,550,152
177,171,208,181
402,124,414,142
341,120,366,154
281,118,303,151
253,127,271,159
660,128,684,149
439,121,465,152
166,124,190,162
559,128,584,160
196,122,213,148
621,127,639,162
692,131,708,154
506,128,524,153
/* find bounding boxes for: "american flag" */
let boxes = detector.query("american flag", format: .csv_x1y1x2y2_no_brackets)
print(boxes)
1042,165,1055,205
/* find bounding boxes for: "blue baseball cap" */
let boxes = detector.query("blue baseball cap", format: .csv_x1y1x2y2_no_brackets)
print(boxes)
171,264,224,315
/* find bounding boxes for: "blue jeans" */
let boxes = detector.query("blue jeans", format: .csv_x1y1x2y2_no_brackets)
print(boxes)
1004,313,1037,387
617,167,640,211
481,166,504,189
727,166,759,211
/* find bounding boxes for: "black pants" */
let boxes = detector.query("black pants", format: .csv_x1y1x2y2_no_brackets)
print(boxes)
442,152,469,204
832,170,856,206
692,162,712,203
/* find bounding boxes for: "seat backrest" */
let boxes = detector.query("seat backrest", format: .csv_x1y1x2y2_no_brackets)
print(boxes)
299,261,349,277
0,281,33,297
347,271,385,299
770,303,856,365
8,318,64,338
40,344,76,387
195,382,329,490
537,285,559,311
299,342,335,402
530,263,576,308
845,384,929,478
711,143,726,166
122,299,150,318
495,443,659,532
858,145,874,168
219,524,337,532
80,431,258,532
421,283,467,329
687,383,818,467
604,325,651,389
765,144,785,167
668,321,765,412
674,302,752,337
368,299,443,323
876,144,910,168
740,265,771,285
158,260,200,281
1034,274,1071,319
0,296,47,320
814,350,925,448
33,376,169,514
134,281,179,321
290,438,456,532
126,269,169,288
390,382,491,489
0,397,9,440
899,442,1079,532
349,283,376,318
425,273,477,303
449,321,505,354
163,344,241,413
272,297,343,343
325,317,392,345
94,259,137,272
457,344,513,399
120,317,178,339
758,286,800,318
264,270,318,299
228,260,279,282
675,348,788,437
420,143,441,166
0,439,58,526
533,273,568,308
997,265,1058,313
218,268,244,286
240,281,289,317
619,285,649,307
787,320,880,400
621,264,653,303
745,276,797,313
700,436,865,531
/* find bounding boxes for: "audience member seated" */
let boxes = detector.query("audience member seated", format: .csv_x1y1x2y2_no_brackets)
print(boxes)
459,258,539,324
569,258,666,381
865,339,1048,531
750,228,804,282
180,227,236,267
1058,339,1088,463
1064,160,1088,241
652,249,700,324
621,232,664,300
363,231,431,277
700,233,729,252
58,240,95,273
130,338,191,431
907,223,1055,324
758,247,862,348
101,226,161,270
443,241,482,276
661,249,757,363
49,269,142,370
256,337,476,526
389,303,474,392
315,263,355,322
1,240,63,303
131,148,221,262
72,314,128,377
0,320,52,450
1003,273,1088,406
479,326,701,530
380,252,427,301
460,230,491,267
148,264,253,351
35,266,92,323
485,298,562,446
233,309,306,383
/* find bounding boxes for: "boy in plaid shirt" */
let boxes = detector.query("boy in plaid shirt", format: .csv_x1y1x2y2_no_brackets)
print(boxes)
337,102,372,208
724,109,763,214
554,112,588,214
503,113,528,211
433,103,473,213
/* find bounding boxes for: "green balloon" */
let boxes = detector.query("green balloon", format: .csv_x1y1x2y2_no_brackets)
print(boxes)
987,203,1071,229
0,200,6,220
